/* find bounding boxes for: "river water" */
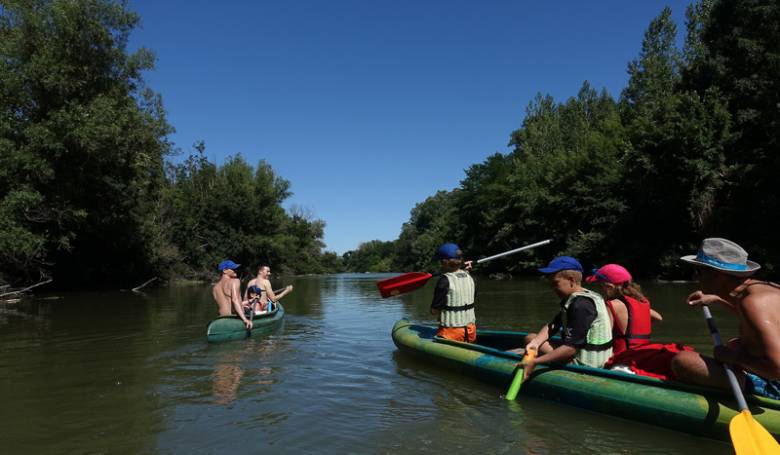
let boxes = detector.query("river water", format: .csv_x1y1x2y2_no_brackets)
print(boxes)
0,274,738,454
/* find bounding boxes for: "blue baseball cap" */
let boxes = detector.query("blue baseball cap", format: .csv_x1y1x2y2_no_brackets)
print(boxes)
218,259,241,272
538,256,583,274
434,243,461,260
247,285,262,295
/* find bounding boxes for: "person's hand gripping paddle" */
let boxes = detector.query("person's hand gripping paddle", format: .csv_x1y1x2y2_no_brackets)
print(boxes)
701,305,780,455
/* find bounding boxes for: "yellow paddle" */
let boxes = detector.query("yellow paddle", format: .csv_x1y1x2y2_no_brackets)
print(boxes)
701,305,780,454
505,347,537,400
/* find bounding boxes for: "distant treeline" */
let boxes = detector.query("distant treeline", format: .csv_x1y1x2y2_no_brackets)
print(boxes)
342,1,780,278
0,1,340,287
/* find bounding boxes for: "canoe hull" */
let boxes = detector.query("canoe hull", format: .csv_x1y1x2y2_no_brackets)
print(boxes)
207,304,285,343
391,319,780,441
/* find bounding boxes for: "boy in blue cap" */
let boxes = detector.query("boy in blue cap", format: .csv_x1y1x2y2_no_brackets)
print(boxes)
212,259,252,329
430,243,477,343
519,256,612,369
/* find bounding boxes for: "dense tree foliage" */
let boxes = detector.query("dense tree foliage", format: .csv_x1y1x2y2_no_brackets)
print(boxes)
1,0,172,286
345,0,780,278
0,1,340,287
3,0,777,282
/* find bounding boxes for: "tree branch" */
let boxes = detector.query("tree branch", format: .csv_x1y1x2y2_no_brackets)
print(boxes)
0,278,54,299
132,277,158,292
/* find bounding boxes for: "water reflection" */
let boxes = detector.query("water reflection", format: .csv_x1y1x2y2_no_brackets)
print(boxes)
212,352,245,405
209,323,285,405
283,275,323,317
0,275,736,454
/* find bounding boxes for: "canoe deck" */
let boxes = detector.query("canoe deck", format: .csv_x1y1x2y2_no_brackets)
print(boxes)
391,318,780,442
207,303,285,343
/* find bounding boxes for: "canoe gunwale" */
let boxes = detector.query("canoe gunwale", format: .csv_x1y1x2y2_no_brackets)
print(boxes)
391,318,780,440
431,331,780,410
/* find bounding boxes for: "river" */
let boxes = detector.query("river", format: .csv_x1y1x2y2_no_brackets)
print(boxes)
0,274,737,454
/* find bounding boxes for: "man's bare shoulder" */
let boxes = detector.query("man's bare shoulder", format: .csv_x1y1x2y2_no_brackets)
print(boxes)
741,284,780,315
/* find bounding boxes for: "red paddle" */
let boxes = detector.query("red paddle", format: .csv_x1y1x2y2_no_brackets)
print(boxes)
376,239,552,298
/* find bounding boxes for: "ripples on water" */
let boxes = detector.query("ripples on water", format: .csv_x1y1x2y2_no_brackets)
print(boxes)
0,274,734,454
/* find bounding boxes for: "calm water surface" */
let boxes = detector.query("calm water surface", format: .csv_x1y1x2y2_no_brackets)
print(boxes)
0,274,738,454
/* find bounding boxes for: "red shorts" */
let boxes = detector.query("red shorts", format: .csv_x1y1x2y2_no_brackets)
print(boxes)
437,323,477,343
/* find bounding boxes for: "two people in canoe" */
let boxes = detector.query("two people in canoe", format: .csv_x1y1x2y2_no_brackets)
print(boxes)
521,256,615,368
430,243,476,343
672,238,780,400
519,255,686,377
245,264,294,312
212,260,294,328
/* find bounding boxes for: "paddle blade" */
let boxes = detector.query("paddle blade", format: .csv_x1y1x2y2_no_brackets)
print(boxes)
730,409,780,455
505,348,537,401
505,367,525,401
376,272,433,298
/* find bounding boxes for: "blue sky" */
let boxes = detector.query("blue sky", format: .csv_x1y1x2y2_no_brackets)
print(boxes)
128,1,691,254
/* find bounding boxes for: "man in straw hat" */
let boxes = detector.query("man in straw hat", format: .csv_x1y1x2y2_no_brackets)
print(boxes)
672,238,780,399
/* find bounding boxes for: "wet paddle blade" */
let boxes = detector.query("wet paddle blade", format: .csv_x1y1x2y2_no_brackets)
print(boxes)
376,272,433,298
505,367,525,400
730,410,780,455
505,348,536,401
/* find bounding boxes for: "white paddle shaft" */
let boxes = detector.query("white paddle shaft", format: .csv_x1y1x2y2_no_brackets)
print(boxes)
475,239,552,264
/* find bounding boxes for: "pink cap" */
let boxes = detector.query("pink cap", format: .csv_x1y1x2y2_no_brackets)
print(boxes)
586,264,632,284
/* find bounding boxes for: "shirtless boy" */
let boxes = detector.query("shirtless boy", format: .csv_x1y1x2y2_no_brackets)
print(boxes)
672,238,780,399
212,259,252,329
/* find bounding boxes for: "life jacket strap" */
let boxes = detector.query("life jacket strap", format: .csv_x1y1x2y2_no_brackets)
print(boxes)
443,303,475,312
583,340,613,351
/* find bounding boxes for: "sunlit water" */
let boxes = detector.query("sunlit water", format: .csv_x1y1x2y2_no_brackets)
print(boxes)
0,274,736,454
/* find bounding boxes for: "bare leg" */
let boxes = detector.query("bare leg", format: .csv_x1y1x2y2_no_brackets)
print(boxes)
671,351,746,390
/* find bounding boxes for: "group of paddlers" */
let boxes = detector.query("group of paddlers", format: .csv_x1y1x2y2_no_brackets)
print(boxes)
430,237,780,400
212,260,294,329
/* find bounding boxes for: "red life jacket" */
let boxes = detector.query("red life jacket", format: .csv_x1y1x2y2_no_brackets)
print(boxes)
606,295,652,355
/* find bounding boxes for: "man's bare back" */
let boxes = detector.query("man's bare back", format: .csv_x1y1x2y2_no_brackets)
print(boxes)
213,260,252,329
730,280,780,379
213,277,239,316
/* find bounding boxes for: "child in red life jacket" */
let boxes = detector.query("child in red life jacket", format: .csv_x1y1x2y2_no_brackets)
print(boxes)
586,264,663,355
588,264,695,380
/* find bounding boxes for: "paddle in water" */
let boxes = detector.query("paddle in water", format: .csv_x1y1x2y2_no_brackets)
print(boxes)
377,239,552,298
701,305,780,455
505,347,537,400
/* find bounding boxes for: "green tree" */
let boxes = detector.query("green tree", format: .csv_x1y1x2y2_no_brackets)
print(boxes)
342,240,397,273
0,0,173,286
395,190,459,272
684,0,780,273
163,148,338,278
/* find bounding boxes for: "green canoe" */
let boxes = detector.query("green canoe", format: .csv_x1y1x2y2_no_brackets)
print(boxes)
207,303,284,343
391,319,780,442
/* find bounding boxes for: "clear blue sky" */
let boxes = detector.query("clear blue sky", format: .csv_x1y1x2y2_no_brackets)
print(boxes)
127,1,691,254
